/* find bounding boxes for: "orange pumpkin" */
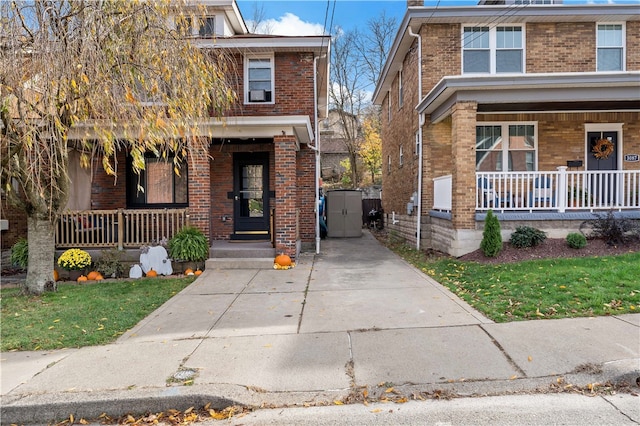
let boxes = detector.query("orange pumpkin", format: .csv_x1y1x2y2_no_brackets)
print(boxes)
77,275,88,282
274,254,292,267
184,268,194,276
194,269,203,276
53,270,59,282
146,269,158,277
95,273,104,281
87,271,99,280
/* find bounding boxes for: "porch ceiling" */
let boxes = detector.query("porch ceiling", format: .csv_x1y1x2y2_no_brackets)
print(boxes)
418,72,640,123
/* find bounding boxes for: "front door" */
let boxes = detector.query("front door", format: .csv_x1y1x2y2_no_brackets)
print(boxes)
587,131,619,205
232,153,270,240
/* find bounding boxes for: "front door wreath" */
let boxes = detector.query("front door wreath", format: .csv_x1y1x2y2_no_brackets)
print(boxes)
592,138,614,160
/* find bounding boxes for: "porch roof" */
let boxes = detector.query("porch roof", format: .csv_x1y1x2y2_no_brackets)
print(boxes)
416,72,640,123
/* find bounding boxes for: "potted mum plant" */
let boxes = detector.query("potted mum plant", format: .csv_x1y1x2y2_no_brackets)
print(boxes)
168,226,209,273
57,248,92,281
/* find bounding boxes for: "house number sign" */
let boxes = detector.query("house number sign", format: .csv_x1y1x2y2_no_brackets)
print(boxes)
624,154,639,162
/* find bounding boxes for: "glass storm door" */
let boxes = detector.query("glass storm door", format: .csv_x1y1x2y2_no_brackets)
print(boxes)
232,153,270,240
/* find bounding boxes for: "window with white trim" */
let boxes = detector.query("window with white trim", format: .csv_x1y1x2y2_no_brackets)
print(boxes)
387,91,391,123
399,145,404,167
245,55,274,103
415,131,420,156
199,16,215,37
398,69,403,108
476,123,536,172
597,24,624,72
463,25,524,74
388,155,391,173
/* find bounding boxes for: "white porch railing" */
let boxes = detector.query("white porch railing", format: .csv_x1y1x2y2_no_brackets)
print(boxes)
432,169,640,213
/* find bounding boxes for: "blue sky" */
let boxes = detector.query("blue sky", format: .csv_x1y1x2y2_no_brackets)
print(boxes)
236,0,639,35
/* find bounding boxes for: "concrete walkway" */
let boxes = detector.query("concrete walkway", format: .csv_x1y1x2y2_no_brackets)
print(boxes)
1,232,639,424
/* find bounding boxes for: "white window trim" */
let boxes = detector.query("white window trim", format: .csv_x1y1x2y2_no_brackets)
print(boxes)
244,54,275,105
415,131,420,156
388,154,392,173
476,121,538,172
461,24,526,75
596,22,626,72
399,145,404,167
398,68,403,109
387,90,391,123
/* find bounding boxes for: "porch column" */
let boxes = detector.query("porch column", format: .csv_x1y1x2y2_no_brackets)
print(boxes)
274,134,298,258
187,144,211,241
451,101,477,230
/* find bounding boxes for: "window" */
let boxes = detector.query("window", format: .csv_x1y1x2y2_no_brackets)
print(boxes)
199,16,215,37
463,26,523,74
245,56,273,103
597,24,624,72
398,69,403,108
476,123,536,172
387,91,391,123
127,155,188,207
399,145,404,167
415,131,420,156
388,155,392,173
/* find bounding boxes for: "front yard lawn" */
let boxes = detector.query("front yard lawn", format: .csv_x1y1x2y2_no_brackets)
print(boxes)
389,243,640,322
1,277,194,351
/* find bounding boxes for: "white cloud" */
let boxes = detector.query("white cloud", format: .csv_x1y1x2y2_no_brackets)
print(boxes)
249,13,325,36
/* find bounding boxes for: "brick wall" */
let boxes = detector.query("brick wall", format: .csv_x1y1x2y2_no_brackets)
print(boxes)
450,102,477,230
381,38,420,215
225,52,316,123
0,198,27,249
297,145,316,243
91,150,127,210
187,143,211,239
274,135,298,257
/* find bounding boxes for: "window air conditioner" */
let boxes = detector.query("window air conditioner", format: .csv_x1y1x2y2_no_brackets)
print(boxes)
249,90,266,102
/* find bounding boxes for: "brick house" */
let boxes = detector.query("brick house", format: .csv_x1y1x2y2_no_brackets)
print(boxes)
1,0,330,260
373,0,640,256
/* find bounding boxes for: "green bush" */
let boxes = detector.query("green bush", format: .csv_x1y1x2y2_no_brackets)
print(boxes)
510,225,547,249
566,233,587,249
480,210,502,257
168,226,209,262
94,248,126,278
10,238,28,269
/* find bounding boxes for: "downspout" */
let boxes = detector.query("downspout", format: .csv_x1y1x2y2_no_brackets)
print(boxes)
312,54,327,254
408,26,423,251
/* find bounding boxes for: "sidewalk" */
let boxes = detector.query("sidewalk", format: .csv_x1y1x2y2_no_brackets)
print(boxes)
2,232,639,424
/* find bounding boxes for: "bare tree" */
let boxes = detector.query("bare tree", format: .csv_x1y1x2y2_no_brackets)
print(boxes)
359,11,398,90
247,2,273,34
328,28,368,188
0,0,235,295
328,13,397,188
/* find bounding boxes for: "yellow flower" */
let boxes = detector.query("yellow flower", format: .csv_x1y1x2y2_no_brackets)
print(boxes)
57,249,92,271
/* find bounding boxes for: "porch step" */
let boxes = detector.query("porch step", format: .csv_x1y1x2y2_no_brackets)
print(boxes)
205,257,275,270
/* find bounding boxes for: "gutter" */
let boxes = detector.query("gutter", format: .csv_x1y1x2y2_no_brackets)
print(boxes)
408,26,422,251
311,54,327,254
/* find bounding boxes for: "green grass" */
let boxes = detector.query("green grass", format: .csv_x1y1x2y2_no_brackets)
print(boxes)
1,277,194,351
387,242,640,322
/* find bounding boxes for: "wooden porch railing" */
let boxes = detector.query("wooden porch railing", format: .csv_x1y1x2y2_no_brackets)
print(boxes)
56,208,190,249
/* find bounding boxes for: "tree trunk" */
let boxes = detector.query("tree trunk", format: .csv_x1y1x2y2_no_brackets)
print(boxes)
24,216,57,295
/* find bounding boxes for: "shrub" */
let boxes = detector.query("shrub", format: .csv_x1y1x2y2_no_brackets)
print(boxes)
57,248,92,271
581,211,640,246
10,238,28,269
510,226,547,249
566,232,587,249
480,210,502,257
168,226,209,262
94,248,126,278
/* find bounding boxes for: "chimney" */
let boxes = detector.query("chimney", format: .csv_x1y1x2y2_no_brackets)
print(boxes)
407,0,424,7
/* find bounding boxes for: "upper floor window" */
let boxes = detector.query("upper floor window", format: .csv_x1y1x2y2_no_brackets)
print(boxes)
476,123,536,172
398,69,404,108
597,24,624,72
463,26,523,74
388,155,392,173
199,16,216,37
127,155,188,207
387,91,391,123
399,145,404,167
245,56,274,103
